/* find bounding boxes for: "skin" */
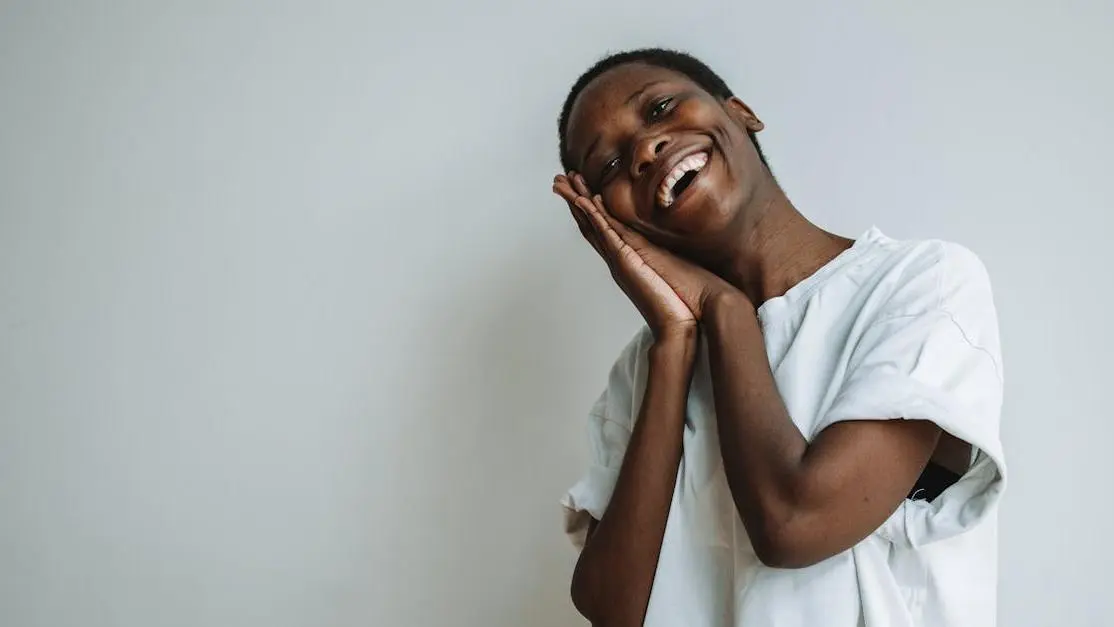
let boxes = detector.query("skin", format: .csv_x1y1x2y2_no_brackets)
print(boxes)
553,62,970,627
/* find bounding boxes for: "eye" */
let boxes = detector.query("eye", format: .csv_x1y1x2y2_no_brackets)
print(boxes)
601,156,621,179
648,97,674,120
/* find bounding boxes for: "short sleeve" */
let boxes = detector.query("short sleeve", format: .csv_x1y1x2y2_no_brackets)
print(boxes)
560,329,651,549
818,244,1005,548
560,413,633,548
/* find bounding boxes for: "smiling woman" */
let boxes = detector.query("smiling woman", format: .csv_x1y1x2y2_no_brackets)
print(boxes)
552,49,1004,627
556,52,773,254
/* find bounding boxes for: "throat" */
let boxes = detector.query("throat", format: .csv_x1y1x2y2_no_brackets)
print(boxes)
713,210,855,306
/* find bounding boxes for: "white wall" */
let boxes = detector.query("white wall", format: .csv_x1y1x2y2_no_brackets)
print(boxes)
1,1,1111,625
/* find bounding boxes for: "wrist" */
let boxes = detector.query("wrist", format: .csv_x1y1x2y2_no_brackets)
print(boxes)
650,325,698,362
704,286,755,319
653,321,698,345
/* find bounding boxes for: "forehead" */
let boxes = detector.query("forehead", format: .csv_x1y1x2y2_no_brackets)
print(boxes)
565,63,700,157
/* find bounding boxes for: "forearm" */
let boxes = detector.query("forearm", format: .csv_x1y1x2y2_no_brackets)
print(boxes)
571,329,697,626
703,292,811,563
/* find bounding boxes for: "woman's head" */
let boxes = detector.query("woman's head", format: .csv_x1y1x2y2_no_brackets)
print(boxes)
558,49,773,256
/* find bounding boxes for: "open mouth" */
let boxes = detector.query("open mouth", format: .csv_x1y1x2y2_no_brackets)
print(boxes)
657,151,709,210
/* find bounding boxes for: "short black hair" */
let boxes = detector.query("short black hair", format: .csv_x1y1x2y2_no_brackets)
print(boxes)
557,47,768,173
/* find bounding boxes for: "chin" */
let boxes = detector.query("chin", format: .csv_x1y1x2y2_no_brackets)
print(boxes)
662,196,737,236
648,200,738,254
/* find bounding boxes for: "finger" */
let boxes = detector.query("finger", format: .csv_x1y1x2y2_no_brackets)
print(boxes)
554,180,606,257
558,176,644,262
571,172,593,198
552,178,578,205
563,190,607,255
575,196,628,254
588,194,654,250
568,203,607,258
554,173,576,191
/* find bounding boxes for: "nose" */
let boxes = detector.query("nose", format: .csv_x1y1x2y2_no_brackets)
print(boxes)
630,134,671,178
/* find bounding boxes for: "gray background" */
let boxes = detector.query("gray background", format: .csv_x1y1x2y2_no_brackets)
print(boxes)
2,1,1111,625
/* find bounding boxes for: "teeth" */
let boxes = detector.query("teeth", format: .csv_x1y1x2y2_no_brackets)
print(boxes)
658,152,709,208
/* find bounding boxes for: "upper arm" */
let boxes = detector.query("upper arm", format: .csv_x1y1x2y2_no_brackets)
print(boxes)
768,418,941,567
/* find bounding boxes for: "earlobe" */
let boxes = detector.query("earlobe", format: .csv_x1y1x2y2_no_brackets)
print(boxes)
726,96,765,133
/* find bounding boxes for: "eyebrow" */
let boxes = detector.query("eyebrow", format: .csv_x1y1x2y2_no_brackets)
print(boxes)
579,80,670,171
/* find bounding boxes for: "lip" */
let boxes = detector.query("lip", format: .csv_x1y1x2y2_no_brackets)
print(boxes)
648,143,714,215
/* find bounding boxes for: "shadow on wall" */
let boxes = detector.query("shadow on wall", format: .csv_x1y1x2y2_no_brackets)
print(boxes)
392,233,589,626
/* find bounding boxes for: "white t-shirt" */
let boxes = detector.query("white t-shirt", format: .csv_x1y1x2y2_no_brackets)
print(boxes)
562,227,1005,627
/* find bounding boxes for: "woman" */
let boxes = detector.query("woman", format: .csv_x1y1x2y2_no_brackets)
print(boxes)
554,48,1004,627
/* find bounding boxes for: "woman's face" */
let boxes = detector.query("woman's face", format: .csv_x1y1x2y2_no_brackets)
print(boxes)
564,63,767,254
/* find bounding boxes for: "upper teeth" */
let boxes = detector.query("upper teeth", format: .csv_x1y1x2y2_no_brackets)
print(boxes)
658,152,709,208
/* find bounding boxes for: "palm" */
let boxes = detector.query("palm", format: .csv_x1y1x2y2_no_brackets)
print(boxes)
610,235,695,327
554,173,722,338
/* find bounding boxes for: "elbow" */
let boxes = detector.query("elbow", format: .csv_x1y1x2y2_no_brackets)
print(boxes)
569,568,595,622
747,514,831,570
570,562,610,625
570,582,596,624
752,537,821,570
570,588,623,627
571,563,640,627
733,476,835,569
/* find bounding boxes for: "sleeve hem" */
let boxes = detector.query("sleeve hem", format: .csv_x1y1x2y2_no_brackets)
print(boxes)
560,465,620,549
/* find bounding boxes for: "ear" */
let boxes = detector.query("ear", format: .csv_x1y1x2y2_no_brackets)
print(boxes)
724,97,765,133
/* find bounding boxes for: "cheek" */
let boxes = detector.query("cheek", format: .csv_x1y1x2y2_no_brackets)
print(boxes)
602,183,643,226
677,101,744,164
675,97,723,128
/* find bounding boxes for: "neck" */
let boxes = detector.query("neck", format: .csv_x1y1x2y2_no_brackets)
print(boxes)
708,186,853,306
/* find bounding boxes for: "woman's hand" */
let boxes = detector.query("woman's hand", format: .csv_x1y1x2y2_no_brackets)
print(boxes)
553,172,737,340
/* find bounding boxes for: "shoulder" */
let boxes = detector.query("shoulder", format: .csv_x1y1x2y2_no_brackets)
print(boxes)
863,233,997,323
853,233,1003,377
